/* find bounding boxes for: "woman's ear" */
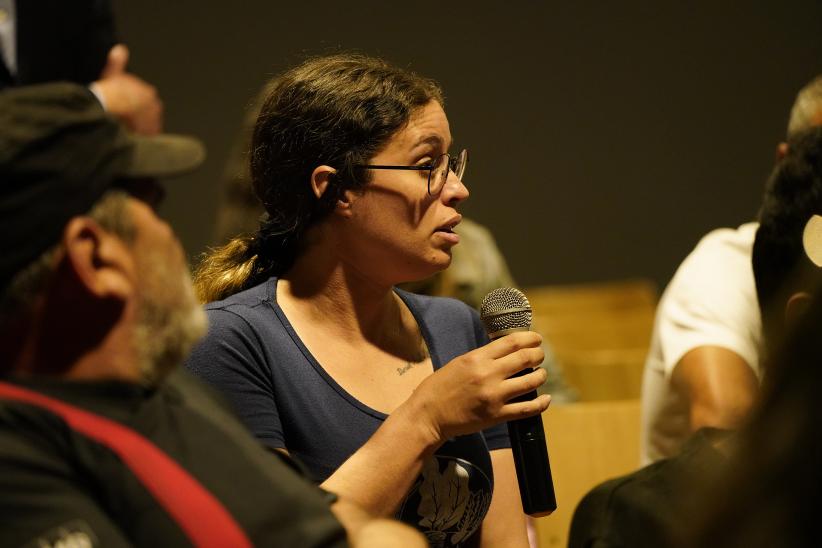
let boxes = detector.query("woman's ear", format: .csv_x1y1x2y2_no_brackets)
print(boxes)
310,165,337,200
61,217,136,301
311,165,355,216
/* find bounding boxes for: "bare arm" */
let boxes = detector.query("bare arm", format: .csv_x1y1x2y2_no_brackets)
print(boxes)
321,331,550,516
330,498,427,547
478,448,530,548
670,346,759,432
320,404,441,516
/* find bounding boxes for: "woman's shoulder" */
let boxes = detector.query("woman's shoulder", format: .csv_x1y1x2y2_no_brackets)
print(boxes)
200,277,280,334
204,277,276,312
188,278,293,368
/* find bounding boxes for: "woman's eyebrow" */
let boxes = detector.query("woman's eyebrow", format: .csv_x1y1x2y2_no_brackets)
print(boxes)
411,135,446,151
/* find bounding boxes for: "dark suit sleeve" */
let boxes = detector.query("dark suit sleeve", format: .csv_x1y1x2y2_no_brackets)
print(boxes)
15,0,117,85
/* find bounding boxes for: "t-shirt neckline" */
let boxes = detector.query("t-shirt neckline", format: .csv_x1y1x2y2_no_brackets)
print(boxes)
265,277,440,420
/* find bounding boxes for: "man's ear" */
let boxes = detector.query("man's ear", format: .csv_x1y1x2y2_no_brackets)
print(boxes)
785,291,812,328
61,217,135,300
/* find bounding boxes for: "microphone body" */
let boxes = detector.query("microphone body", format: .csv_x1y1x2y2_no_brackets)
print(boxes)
480,288,557,517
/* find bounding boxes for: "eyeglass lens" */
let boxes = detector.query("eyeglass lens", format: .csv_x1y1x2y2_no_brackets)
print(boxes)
429,149,468,195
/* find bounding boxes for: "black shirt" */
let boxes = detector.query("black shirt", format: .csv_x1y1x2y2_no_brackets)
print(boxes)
0,368,346,547
568,428,732,548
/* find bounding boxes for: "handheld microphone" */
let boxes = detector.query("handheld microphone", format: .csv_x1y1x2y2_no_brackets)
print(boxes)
480,287,556,517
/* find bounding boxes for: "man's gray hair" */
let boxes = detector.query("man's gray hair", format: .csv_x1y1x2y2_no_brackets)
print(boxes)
788,75,822,136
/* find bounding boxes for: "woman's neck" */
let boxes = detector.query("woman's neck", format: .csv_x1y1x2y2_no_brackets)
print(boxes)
279,248,402,343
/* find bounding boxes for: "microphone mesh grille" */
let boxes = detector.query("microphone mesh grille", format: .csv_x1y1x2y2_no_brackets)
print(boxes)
480,287,532,334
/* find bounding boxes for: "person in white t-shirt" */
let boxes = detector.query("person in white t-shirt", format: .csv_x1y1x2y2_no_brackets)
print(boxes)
640,75,822,464
641,223,761,463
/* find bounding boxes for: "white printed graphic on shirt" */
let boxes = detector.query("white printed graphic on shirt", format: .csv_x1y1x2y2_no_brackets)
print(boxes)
399,456,492,547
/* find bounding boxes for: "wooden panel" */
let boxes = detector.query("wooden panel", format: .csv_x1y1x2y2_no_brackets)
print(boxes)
554,348,648,401
525,279,658,401
533,400,642,548
527,281,656,314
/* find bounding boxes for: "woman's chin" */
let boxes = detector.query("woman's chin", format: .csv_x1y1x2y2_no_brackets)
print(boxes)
422,254,453,278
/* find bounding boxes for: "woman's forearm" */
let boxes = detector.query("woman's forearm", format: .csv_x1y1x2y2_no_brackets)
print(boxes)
320,399,443,516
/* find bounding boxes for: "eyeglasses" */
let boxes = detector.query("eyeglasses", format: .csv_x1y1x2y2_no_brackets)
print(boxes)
355,149,468,196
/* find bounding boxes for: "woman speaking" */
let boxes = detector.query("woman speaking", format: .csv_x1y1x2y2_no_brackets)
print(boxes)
186,54,549,547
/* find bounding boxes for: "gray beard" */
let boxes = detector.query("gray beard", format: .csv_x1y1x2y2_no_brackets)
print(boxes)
133,268,207,386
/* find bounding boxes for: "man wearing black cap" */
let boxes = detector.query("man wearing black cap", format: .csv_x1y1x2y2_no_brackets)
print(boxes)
0,83,423,547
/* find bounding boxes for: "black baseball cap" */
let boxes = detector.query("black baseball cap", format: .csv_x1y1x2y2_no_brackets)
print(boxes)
0,82,205,290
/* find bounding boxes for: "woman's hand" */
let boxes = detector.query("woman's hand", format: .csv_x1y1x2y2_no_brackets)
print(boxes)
404,331,550,444
323,331,550,516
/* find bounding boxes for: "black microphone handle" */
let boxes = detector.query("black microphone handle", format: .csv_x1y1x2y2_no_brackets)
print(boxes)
506,369,557,516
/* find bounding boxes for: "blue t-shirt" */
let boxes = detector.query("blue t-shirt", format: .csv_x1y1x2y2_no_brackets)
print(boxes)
185,277,510,545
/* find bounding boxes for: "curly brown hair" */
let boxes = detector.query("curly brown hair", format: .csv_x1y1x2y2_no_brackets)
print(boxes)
194,53,443,303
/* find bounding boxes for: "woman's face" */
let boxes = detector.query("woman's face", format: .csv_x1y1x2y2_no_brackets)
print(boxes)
339,100,469,286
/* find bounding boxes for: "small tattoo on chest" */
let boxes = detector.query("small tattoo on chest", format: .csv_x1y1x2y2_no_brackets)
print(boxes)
397,361,416,376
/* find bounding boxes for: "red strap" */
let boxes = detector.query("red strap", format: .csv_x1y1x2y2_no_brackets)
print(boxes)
0,381,252,548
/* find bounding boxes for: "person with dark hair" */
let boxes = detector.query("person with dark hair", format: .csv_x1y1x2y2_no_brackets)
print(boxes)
683,125,822,548
185,54,549,547
640,75,822,464
0,83,426,547
752,126,822,347
686,271,822,548
213,82,577,405
568,126,822,548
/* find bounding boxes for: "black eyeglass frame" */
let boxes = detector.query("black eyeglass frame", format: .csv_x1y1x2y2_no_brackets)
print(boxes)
354,149,468,196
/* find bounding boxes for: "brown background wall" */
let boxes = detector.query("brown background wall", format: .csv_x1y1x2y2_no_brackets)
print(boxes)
111,0,822,289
